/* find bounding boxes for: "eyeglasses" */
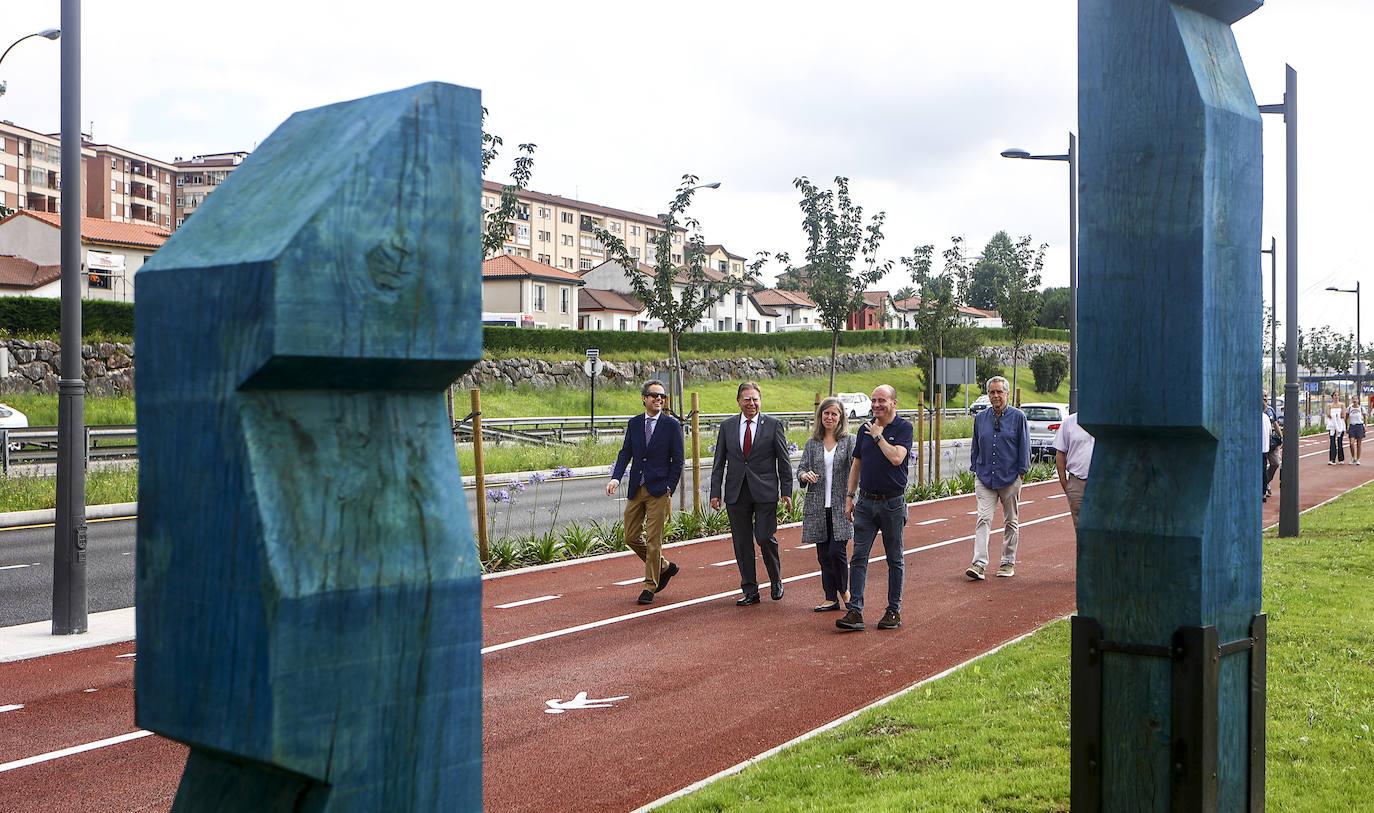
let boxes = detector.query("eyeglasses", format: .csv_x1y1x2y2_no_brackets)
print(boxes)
644,392,666,399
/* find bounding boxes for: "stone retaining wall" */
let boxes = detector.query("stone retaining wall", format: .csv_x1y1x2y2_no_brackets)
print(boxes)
0,339,1069,396
1,339,135,396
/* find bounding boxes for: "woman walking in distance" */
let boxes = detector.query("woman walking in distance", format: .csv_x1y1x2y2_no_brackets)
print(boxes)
1328,393,1347,465
797,397,855,613
1346,398,1365,464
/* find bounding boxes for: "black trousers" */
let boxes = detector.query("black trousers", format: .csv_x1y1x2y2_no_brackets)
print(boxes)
727,494,780,595
815,508,850,602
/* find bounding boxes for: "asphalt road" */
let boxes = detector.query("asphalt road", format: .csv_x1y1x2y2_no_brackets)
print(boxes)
0,442,975,627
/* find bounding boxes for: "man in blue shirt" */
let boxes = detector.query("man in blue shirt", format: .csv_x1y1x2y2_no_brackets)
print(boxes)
608,379,684,605
836,384,912,631
966,376,1031,580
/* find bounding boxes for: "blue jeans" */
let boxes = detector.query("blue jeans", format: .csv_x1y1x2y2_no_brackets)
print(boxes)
847,493,908,614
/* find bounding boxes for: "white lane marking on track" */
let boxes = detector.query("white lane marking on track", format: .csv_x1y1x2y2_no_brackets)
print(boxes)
0,704,23,713
117,653,135,659
1046,494,1065,499
916,518,948,525
709,560,735,567
796,543,816,549
966,511,978,515
613,578,642,586
482,511,1072,656
494,594,562,609
0,563,40,571
0,730,153,774
1017,501,1033,505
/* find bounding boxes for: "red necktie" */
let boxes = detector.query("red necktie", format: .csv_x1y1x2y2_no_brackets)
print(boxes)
742,418,753,457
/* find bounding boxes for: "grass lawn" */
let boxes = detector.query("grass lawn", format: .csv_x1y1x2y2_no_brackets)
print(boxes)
660,482,1374,812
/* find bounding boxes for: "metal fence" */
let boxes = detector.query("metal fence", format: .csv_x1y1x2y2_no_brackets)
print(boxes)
1,424,138,474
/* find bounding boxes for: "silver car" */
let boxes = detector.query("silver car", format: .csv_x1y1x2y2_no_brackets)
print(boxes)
1021,402,1070,462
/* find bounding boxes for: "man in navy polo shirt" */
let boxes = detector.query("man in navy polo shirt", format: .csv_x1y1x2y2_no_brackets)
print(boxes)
966,375,1031,580
836,384,912,632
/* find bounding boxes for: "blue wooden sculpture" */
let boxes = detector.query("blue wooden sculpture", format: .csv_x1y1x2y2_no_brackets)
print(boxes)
1076,1,1265,810
134,83,484,810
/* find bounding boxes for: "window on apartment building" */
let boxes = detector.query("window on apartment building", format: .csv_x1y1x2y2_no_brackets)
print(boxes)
580,259,592,270
516,204,530,221
562,234,573,246
176,217,185,227
111,179,117,192
538,254,551,264
537,206,550,218
672,253,681,264
673,233,682,244
17,141,24,156
164,214,171,227
735,292,743,306
533,284,546,312
561,211,573,223
17,169,24,184
580,236,593,250
538,230,550,242
630,225,640,236
0,164,4,179
110,157,117,169
562,258,573,269
560,288,569,314
516,224,530,243
483,195,494,208
718,260,728,272
611,222,621,233
630,247,640,259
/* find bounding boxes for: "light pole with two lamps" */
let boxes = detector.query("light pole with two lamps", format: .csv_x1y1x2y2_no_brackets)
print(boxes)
0,28,60,97
1001,133,1078,413
1326,282,1361,403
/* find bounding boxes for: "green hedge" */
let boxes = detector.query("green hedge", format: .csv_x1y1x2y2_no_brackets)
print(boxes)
975,326,1070,343
0,296,135,337
483,325,1069,356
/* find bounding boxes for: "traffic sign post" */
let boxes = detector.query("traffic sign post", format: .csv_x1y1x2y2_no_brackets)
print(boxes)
585,350,602,441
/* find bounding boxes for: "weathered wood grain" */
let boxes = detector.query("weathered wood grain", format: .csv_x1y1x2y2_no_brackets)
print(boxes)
134,82,483,811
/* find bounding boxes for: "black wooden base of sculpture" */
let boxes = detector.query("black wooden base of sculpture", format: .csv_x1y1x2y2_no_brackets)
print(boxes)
1071,614,1266,813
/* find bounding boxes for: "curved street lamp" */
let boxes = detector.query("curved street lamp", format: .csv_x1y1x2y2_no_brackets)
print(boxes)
0,28,60,97
1326,282,1361,399
1001,134,1078,413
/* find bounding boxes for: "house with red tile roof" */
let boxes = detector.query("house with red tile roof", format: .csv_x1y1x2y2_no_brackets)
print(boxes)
0,210,170,302
753,289,818,329
482,255,585,329
578,288,646,331
579,259,784,333
0,255,62,296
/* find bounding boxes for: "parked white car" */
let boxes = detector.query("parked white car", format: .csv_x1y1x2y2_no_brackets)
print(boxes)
0,403,27,429
968,394,991,416
1021,402,1070,462
836,392,873,419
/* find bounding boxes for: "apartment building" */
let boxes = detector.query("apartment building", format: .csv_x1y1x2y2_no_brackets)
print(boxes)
84,142,177,229
175,152,248,227
482,181,686,272
0,120,90,216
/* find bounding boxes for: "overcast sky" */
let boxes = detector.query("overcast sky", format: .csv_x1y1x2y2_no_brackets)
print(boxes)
2,1,1368,338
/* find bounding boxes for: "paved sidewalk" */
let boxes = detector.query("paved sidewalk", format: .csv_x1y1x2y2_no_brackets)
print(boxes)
0,607,135,663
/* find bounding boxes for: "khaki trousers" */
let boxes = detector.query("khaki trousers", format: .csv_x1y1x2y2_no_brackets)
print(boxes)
624,486,672,591
1065,474,1086,529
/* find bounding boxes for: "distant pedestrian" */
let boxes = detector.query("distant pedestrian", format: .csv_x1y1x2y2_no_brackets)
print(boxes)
1263,391,1282,498
1327,394,1346,465
966,376,1030,580
1347,399,1365,465
1052,411,1094,527
797,397,855,613
710,382,793,606
607,379,683,605
836,385,912,632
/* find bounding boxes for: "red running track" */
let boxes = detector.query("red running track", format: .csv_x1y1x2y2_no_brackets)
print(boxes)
0,435,1364,812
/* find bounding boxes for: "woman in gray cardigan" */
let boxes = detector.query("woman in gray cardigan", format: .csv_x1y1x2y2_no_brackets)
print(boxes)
797,397,856,612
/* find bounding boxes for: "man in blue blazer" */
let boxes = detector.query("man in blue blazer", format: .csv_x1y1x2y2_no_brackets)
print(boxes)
608,379,684,605
710,381,793,605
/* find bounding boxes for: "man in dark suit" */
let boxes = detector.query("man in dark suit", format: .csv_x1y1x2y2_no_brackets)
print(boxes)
608,379,684,605
710,381,793,606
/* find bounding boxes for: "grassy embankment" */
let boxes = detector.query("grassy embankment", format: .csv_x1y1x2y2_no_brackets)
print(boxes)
658,481,1374,812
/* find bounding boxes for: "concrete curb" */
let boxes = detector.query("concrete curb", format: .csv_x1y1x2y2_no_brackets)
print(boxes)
0,501,139,530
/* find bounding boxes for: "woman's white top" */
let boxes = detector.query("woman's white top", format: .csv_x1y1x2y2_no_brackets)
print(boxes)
822,445,836,508
1329,406,1346,435
1348,404,1365,426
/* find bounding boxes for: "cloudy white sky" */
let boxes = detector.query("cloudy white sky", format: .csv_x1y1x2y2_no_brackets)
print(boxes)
2,1,1368,337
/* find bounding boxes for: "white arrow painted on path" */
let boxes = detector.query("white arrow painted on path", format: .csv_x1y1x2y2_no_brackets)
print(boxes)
545,691,629,714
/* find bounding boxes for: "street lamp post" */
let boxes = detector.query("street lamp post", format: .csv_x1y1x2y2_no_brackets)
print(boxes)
1001,132,1078,413
0,27,60,73
1326,282,1361,400
1260,65,1299,537
1261,237,1277,399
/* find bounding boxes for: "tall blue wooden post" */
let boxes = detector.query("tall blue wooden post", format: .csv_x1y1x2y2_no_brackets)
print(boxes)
134,83,484,811
1075,1,1265,810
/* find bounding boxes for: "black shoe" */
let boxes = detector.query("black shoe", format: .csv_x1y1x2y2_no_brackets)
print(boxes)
637,589,654,605
835,609,864,631
814,601,841,612
736,593,761,606
770,582,785,601
655,562,679,593
877,609,901,630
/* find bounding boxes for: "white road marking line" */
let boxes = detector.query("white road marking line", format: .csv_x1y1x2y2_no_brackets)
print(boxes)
117,653,135,659
1017,501,1033,505
1046,494,1065,499
966,511,979,515
710,560,736,567
482,511,1073,656
494,594,562,609
613,578,642,586
0,563,39,571
0,704,23,713
0,730,153,774
916,518,948,526
796,543,816,549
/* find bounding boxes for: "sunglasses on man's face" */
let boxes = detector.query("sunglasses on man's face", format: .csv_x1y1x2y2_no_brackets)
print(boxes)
645,392,666,399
